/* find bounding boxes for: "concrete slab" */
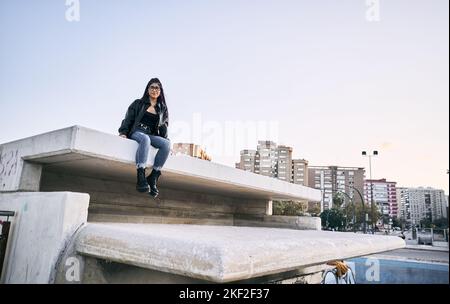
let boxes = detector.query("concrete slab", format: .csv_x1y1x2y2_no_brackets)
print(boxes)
0,125,321,201
75,223,406,283
0,192,89,283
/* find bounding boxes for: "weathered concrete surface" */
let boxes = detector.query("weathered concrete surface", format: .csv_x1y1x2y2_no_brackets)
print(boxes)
39,171,320,229
0,126,321,202
55,256,327,284
40,171,265,222
75,223,406,283
234,214,321,230
0,192,89,283
0,127,74,191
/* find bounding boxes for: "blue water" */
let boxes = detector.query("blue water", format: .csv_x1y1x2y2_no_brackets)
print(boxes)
346,257,449,284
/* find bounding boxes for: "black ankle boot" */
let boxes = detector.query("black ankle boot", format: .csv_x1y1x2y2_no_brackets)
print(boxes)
136,167,150,192
147,169,161,197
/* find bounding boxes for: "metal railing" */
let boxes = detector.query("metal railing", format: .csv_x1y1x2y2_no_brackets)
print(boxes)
0,211,15,280
414,228,449,246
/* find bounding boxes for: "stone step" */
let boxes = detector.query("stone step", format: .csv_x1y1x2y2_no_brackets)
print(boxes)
74,222,405,283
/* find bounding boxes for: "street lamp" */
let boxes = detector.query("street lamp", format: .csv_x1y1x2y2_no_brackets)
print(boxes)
335,177,367,233
346,184,367,234
362,150,378,231
335,190,356,233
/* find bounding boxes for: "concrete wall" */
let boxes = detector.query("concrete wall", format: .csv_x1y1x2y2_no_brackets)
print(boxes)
0,192,89,283
0,128,74,192
40,170,320,229
234,214,321,230
40,170,267,217
55,256,326,284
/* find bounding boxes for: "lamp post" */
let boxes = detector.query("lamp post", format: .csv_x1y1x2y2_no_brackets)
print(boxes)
335,175,367,233
335,190,355,233
346,184,367,233
362,150,378,231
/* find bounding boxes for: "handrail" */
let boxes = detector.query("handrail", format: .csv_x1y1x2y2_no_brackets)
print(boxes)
0,211,15,217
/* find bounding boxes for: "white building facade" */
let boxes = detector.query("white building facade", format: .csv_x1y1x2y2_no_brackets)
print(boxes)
397,187,448,227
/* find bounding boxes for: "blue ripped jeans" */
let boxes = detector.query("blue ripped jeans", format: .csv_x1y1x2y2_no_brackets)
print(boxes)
130,131,171,171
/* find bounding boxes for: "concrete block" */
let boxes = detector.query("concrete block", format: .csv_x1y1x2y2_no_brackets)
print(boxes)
0,192,89,283
75,223,405,283
0,127,75,191
0,126,322,202
18,162,42,191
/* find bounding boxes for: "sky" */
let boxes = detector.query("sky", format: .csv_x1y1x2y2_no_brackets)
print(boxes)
0,0,448,194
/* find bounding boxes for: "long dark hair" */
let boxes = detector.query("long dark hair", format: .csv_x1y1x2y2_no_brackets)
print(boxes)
141,78,169,125
141,78,167,107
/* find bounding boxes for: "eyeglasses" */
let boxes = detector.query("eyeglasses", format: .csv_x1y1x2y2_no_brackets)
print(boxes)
149,85,160,91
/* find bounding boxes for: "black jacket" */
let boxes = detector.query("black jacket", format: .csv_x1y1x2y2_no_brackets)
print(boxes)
118,98,169,139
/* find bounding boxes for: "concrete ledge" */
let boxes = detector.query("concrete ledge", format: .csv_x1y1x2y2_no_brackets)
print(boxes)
75,223,405,283
0,125,321,202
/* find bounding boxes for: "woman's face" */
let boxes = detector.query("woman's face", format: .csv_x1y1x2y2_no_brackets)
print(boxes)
148,83,161,100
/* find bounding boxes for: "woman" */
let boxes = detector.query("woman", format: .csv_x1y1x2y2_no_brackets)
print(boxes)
118,78,171,198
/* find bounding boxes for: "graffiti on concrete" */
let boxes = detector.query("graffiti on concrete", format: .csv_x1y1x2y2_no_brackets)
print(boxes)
0,149,19,186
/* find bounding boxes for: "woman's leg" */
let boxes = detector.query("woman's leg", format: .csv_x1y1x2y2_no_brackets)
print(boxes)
148,135,171,171
130,131,151,168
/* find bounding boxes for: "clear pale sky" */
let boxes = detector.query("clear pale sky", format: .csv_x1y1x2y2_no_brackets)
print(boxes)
0,0,448,194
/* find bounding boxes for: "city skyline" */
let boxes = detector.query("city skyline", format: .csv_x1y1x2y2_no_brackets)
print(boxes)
235,139,449,195
0,0,448,194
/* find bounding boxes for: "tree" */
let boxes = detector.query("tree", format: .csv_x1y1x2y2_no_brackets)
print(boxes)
341,202,383,231
307,203,321,216
272,200,306,216
332,193,345,209
391,217,406,229
392,217,402,228
420,218,432,228
432,218,449,229
320,208,346,231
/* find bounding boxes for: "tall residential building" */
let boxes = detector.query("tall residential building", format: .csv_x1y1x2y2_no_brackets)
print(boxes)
276,145,293,182
292,159,308,186
397,188,410,223
235,141,309,187
397,187,448,227
172,143,212,161
447,195,449,219
256,140,278,178
236,149,257,172
308,166,365,211
364,179,398,219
